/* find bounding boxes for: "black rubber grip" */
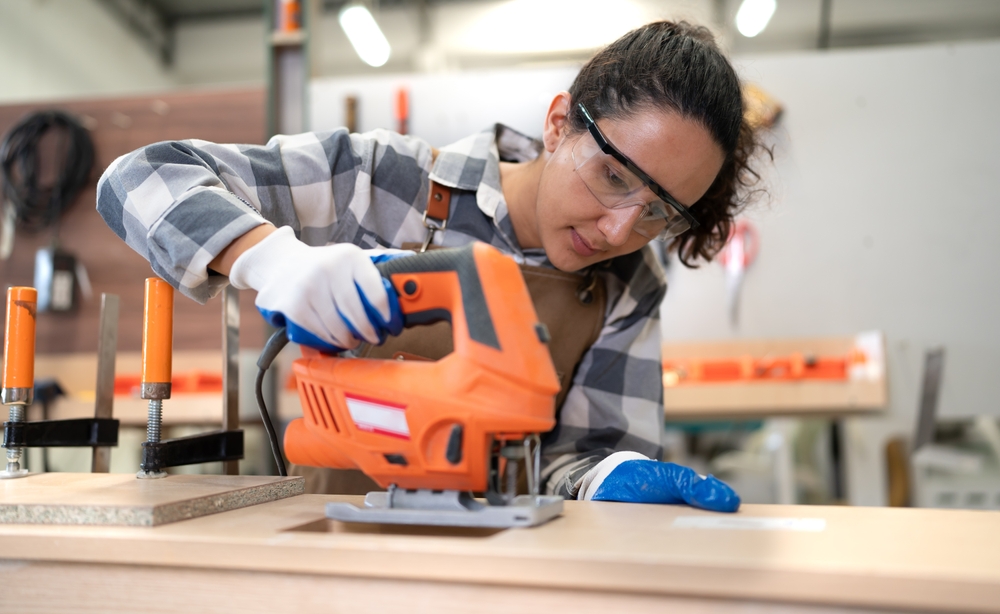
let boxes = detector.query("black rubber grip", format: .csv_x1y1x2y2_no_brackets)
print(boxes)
375,244,500,350
445,424,463,465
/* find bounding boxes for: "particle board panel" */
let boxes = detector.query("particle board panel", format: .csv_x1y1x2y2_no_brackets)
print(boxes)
0,473,304,526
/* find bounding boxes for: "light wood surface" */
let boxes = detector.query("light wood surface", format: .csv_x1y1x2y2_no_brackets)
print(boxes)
0,560,893,614
0,473,304,526
662,335,887,420
0,493,997,613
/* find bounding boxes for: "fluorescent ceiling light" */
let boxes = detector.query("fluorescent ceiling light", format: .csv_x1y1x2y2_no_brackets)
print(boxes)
339,4,391,67
736,0,777,38
460,0,644,54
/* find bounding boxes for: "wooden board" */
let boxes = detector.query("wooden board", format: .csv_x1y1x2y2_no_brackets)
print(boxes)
39,394,236,427
0,473,303,526
6,351,244,426
662,335,888,420
0,497,998,613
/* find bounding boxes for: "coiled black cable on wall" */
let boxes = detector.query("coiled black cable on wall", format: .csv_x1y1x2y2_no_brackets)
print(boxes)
1,109,95,237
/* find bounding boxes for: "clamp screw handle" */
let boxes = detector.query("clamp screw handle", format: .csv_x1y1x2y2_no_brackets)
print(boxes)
2,287,37,400
140,278,173,400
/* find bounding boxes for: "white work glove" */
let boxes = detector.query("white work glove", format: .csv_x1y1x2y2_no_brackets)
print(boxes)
577,451,741,513
229,226,405,353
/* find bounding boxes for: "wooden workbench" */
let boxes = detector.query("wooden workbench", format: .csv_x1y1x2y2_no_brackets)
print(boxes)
1,495,997,613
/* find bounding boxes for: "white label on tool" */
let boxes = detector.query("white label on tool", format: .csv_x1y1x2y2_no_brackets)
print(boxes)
345,394,410,440
673,516,826,532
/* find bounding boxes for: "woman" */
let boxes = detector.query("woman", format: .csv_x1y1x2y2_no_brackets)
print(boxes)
98,21,759,511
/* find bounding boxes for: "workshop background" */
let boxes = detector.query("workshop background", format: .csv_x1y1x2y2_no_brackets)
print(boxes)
2,0,1000,508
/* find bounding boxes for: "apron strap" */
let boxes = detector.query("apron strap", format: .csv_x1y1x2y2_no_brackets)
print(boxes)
421,180,451,252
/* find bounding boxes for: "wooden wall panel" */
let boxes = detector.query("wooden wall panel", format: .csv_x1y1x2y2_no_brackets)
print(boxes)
0,88,269,353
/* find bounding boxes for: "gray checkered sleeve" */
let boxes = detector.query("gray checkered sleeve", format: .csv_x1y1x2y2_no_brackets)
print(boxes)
97,129,434,303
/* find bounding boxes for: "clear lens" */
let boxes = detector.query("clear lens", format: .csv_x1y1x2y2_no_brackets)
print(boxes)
572,133,692,240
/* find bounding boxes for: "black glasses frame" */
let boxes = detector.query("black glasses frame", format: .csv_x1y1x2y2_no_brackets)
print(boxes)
576,103,700,233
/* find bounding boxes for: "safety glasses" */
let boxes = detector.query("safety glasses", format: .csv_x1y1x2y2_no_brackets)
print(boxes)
572,103,700,240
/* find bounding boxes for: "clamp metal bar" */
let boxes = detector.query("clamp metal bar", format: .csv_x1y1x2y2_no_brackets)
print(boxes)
92,293,119,473
222,284,241,475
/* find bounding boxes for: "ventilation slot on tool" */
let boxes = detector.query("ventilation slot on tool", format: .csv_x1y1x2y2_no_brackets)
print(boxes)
311,384,340,433
300,382,339,433
298,382,323,428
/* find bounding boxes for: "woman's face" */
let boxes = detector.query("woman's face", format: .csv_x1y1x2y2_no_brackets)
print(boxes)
534,96,726,272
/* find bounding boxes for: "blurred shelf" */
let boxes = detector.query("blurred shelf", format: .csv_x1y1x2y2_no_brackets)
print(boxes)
21,351,256,427
662,333,888,421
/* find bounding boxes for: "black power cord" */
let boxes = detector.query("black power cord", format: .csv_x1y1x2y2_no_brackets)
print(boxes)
1,110,94,235
256,327,290,476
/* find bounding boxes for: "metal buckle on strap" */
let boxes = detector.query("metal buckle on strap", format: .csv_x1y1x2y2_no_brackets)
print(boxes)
576,270,597,305
420,210,447,252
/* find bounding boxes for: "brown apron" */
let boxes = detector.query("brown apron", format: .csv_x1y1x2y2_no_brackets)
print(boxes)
289,181,607,494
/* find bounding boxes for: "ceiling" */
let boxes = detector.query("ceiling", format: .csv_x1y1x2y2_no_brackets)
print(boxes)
143,0,483,23
146,0,263,22
96,0,1000,68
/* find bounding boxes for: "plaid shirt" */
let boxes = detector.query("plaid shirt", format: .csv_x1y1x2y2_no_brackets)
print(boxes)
97,125,666,497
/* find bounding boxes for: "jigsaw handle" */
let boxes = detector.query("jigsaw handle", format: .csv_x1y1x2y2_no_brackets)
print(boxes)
375,243,500,350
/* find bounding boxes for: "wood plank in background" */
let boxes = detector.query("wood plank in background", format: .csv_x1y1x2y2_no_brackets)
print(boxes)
662,336,888,419
24,351,243,426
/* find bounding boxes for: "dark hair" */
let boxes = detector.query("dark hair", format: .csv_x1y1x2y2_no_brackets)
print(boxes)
568,20,765,267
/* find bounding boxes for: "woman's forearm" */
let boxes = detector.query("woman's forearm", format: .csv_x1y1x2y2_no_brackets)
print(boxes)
208,223,277,276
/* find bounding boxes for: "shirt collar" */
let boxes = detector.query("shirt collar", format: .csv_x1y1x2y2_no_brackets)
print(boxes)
431,124,542,187
430,124,544,258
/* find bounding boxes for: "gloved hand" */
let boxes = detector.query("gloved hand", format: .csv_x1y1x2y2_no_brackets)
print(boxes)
578,451,741,513
229,226,405,353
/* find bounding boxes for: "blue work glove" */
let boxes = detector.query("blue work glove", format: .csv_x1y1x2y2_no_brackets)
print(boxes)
578,451,740,513
229,226,405,353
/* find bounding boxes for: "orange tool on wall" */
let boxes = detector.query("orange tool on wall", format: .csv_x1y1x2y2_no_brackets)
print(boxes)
663,350,868,387
395,87,409,135
114,372,223,396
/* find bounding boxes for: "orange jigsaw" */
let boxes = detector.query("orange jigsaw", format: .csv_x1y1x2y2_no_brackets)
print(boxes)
283,242,561,494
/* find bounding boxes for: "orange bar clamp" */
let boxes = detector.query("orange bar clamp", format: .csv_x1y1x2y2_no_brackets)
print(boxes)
2,287,37,477
138,278,173,475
